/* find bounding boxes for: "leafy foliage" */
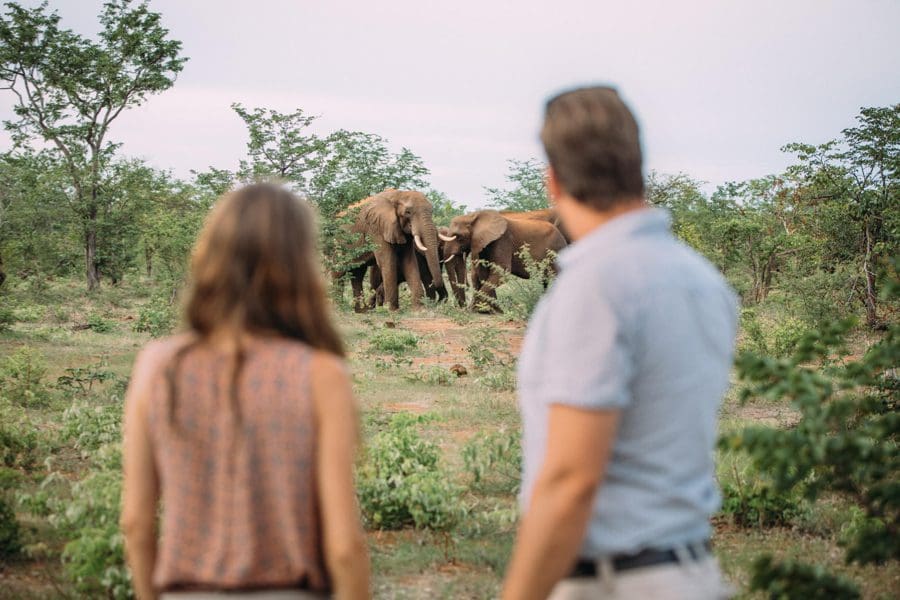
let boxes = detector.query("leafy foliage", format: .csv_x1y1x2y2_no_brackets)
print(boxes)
368,328,419,356
486,159,548,212
0,495,22,560
0,346,50,407
721,263,900,591
749,555,860,600
357,414,466,530
462,429,522,494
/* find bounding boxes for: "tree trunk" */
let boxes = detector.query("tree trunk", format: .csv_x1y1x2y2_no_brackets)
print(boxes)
85,216,100,291
863,220,879,329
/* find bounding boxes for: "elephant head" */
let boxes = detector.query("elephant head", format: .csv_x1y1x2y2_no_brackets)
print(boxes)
356,189,446,298
443,210,508,259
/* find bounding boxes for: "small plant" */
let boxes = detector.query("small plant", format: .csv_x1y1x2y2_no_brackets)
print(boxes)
466,326,513,370
0,346,51,407
749,556,860,599
462,429,522,494
0,305,15,331
56,357,117,397
0,496,22,560
368,328,419,356
477,367,517,392
86,313,115,333
405,365,454,386
61,400,123,454
357,414,466,531
134,292,178,338
495,245,557,320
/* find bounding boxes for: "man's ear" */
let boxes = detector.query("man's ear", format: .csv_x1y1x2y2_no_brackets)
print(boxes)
546,166,562,206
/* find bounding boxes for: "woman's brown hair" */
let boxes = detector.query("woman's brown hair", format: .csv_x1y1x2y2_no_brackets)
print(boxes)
167,183,344,427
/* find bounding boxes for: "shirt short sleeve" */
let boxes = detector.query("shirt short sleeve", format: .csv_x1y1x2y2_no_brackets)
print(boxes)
533,280,634,410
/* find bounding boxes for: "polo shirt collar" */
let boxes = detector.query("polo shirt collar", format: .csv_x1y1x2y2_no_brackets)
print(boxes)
557,207,672,270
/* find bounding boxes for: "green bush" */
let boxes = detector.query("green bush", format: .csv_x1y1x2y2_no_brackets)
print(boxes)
134,292,178,338
61,400,123,455
357,414,466,531
0,305,16,331
86,313,115,333
739,309,808,358
719,481,800,528
749,556,860,599
404,364,454,386
368,328,419,356
0,410,41,471
0,495,22,560
56,357,118,397
477,367,517,392
43,445,131,599
466,326,513,370
493,246,557,320
462,429,522,494
721,267,900,592
0,346,51,407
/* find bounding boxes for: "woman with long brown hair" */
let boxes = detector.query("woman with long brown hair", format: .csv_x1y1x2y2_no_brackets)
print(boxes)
121,183,369,599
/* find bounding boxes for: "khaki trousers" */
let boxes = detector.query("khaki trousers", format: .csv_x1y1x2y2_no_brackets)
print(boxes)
161,591,325,599
548,555,735,600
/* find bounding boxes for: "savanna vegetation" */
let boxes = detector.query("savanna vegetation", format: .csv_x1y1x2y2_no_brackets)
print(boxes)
0,1,897,598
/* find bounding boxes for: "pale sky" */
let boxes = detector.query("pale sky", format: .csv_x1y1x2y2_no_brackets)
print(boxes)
2,0,899,206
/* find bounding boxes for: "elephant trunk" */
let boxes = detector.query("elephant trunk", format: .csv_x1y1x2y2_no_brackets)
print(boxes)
411,212,446,298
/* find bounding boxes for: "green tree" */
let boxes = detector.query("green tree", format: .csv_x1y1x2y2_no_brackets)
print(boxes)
231,103,321,187
721,260,900,596
0,0,187,289
784,105,899,329
486,158,548,212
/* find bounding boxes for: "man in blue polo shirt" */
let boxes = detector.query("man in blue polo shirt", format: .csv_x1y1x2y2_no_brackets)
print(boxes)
502,87,738,599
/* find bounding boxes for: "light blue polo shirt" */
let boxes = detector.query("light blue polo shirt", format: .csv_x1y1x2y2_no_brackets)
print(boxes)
517,207,738,557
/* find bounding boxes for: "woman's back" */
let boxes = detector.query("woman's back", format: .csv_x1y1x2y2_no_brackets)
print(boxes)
147,336,327,592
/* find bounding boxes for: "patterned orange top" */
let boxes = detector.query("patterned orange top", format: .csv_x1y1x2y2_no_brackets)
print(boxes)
146,337,328,592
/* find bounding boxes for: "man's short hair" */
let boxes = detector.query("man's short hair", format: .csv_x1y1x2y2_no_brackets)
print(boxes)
541,86,644,210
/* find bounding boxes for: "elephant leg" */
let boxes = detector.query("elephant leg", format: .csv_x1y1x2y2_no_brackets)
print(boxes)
349,265,368,313
402,247,425,309
369,266,382,308
375,247,400,311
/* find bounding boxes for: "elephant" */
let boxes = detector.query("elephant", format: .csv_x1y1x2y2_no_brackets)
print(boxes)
501,207,572,243
335,189,447,312
442,209,567,312
368,226,467,308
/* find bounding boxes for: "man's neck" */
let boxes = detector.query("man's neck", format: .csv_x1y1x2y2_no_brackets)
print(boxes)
557,196,647,242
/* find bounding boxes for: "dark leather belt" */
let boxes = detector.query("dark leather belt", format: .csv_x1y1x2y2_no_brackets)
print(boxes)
570,540,712,578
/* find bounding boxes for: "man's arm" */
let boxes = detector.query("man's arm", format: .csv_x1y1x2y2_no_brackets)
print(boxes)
502,405,620,600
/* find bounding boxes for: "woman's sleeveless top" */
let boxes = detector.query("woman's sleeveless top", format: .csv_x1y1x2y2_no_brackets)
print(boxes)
146,337,328,592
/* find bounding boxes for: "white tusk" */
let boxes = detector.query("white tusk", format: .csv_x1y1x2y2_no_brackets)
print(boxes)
438,233,457,242
443,255,456,264
413,234,428,252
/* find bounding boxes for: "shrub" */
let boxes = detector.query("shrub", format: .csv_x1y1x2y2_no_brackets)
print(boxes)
721,267,900,593
462,429,522,494
0,346,51,407
466,326,513,370
493,245,557,320
719,480,800,528
368,329,419,356
0,407,41,470
749,556,860,600
0,305,15,331
477,367,516,392
61,400,123,455
0,496,22,560
134,292,178,338
357,414,466,531
739,309,808,358
86,314,115,333
43,446,131,599
56,357,118,397
404,365,454,386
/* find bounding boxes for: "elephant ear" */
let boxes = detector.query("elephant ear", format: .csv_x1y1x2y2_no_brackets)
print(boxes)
471,211,508,258
359,194,406,244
